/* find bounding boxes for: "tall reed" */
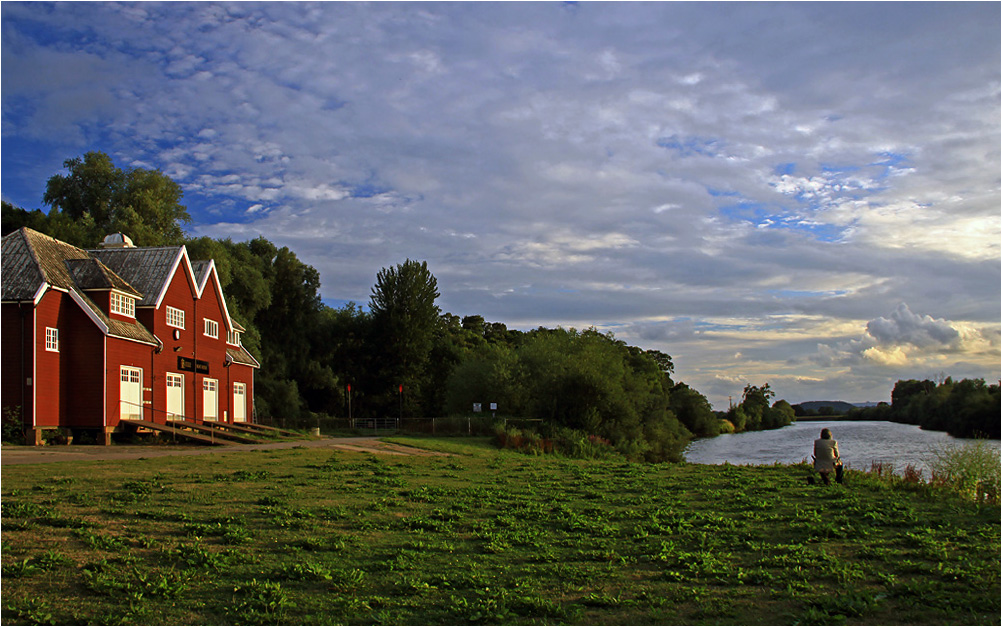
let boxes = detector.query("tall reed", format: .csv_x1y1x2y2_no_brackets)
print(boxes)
926,439,1000,504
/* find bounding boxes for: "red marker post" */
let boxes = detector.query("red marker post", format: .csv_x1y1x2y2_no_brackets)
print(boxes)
398,384,404,428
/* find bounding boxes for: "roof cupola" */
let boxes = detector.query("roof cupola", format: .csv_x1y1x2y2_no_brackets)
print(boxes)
99,233,135,249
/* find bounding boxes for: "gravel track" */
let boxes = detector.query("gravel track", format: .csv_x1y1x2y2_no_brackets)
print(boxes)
0,437,447,466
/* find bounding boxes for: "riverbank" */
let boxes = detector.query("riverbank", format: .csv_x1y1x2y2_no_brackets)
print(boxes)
2,437,998,625
793,415,848,421
685,420,1001,481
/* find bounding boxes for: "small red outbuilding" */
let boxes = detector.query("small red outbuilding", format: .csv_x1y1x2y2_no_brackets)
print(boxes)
2,228,259,444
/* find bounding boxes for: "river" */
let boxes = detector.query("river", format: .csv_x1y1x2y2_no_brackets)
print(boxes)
683,420,1000,478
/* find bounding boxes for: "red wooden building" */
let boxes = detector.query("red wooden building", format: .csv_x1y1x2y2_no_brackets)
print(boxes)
2,228,259,444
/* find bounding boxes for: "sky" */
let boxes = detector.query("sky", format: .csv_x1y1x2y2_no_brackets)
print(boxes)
2,2,999,409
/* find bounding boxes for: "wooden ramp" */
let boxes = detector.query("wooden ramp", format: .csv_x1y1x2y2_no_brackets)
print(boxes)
227,422,304,438
202,421,278,437
120,420,227,446
166,420,265,444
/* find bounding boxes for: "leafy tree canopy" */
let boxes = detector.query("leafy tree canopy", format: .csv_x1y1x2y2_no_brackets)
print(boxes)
32,151,191,247
367,259,442,415
851,377,1000,438
442,327,692,462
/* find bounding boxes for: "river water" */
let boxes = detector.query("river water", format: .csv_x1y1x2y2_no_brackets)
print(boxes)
683,420,1000,478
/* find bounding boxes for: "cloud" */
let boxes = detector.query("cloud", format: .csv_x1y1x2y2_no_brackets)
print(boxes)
810,303,997,375
865,303,960,349
861,346,910,367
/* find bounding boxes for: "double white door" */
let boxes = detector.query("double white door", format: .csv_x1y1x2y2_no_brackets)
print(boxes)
202,378,218,420
119,367,143,420
233,383,247,422
166,373,184,419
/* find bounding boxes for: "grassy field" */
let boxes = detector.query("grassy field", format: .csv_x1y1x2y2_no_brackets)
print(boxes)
1,437,999,625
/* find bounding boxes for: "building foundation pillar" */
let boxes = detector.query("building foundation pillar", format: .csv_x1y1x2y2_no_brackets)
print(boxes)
24,427,42,446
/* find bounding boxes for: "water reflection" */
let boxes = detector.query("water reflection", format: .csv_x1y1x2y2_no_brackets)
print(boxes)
683,420,1000,477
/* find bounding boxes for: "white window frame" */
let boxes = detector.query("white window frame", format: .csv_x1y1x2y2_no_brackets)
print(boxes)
110,292,135,318
204,318,219,339
227,330,241,346
166,306,185,329
45,327,59,352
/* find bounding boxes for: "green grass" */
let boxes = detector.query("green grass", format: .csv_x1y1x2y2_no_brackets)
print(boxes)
2,438,998,625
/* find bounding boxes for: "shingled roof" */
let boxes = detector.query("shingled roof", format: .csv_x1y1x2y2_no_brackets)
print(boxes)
89,245,187,308
227,345,261,368
1,228,46,302
65,258,143,296
2,228,157,346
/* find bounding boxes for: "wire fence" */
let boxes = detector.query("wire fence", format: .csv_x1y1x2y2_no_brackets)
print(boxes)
256,414,545,437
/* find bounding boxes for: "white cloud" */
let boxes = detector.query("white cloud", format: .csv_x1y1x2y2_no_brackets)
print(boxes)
862,345,910,367
808,303,999,381
866,303,960,349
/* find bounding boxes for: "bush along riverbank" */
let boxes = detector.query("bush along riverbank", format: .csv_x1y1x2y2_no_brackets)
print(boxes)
881,438,1001,505
2,437,999,625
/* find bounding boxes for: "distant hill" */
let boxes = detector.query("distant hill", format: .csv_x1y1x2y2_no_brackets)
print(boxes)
793,401,857,414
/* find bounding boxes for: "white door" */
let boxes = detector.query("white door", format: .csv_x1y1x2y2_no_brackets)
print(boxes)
202,378,218,420
233,382,247,422
166,373,184,420
120,367,143,420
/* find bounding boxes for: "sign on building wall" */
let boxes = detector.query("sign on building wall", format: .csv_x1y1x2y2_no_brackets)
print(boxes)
177,356,210,374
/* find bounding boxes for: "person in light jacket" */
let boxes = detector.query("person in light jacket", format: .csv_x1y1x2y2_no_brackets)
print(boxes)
813,428,841,485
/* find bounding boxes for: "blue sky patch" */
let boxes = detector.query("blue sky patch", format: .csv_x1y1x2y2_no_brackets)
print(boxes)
707,188,741,198
774,162,796,176
719,201,847,243
656,135,720,158
869,151,912,179
351,182,391,199
767,289,849,299
820,163,860,174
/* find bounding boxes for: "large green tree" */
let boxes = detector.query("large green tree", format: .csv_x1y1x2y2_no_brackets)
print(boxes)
368,259,442,416
669,382,719,437
1,202,49,236
739,383,775,431
40,151,190,246
723,383,794,433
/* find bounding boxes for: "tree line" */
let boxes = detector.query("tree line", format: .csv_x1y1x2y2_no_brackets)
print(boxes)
846,378,1000,439
719,383,796,433
4,152,805,460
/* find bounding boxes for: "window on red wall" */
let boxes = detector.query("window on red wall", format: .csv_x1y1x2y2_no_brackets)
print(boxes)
110,292,136,317
204,318,219,338
167,306,185,329
45,327,59,352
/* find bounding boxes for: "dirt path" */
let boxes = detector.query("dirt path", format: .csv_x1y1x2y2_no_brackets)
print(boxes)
0,437,449,466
